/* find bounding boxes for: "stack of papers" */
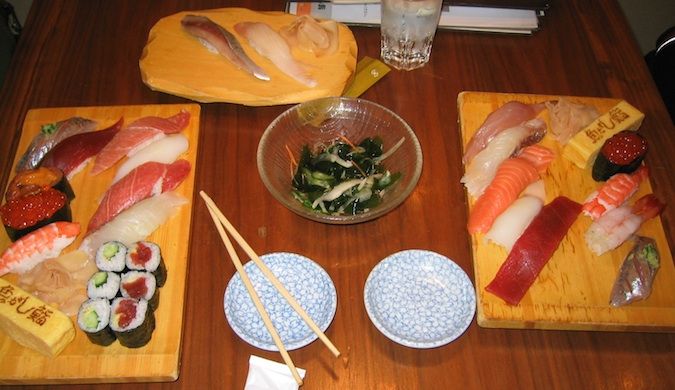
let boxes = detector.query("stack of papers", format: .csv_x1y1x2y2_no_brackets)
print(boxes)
286,1,545,35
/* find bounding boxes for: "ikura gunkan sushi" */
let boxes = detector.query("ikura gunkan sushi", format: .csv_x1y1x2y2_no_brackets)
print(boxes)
86,271,121,300
77,298,116,346
95,241,127,272
110,297,155,348
125,241,167,287
120,271,159,311
592,130,647,182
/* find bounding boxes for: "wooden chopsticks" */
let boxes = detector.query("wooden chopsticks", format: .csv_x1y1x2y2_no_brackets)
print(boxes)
200,191,340,385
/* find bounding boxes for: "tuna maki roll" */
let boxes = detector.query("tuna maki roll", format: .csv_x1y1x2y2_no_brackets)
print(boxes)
96,241,127,272
120,271,159,311
87,271,121,300
110,297,155,348
126,241,167,287
0,187,72,242
77,298,116,346
592,130,648,181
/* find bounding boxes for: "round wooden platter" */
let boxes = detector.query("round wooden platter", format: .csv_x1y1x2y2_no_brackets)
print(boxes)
139,8,358,106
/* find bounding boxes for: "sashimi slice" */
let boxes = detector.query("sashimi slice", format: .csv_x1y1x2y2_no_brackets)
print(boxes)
462,118,546,198
467,157,540,234
485,197,582,305
41,118,123,179
88,160,191,232
516,144,555,174
90,110,190,175
234,21,317,87
79,192,188,258
485,196,543,250
0,222,80,276
582,166,648,220
462,101,545,164
112,133,189,184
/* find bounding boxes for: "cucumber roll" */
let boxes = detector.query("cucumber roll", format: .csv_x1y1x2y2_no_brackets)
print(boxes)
110,298,155,348
120,271,159,311
96,241,127,272
87,271,121,300
77,298,116,346
126,241,167,287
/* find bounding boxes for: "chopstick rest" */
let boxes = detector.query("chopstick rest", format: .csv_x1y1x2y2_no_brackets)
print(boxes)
245,355,306,390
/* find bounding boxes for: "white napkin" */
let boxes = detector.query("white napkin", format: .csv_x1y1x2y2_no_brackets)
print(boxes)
244,355,307,390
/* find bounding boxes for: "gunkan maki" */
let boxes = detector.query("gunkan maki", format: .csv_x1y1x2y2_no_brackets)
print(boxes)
592,130,648,181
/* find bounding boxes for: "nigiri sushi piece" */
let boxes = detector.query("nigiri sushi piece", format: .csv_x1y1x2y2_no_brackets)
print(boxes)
516,144,556,174
280,15,339,57
90,110,190,176
521,180,546,202
468,157,542,235
462,101,545,164
88,160,191,232
485,197,582,305
79,192,188,258
181,15,270,81
462,118,547,198
582,166,648,220
585,194,664,256
544,98,599,145
40,118,123,179
234,21,317,88
16,117,98,172
0,221,80,276
111,133,189,184
609,236,659,307
485,196,543,250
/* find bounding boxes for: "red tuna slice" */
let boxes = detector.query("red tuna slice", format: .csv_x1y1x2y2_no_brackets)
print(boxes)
87,159,191,232
41,118,123,179
90,110,190,175
485,196,582,305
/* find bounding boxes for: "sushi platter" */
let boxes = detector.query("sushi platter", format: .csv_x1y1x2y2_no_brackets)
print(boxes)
139,8,358,106
458,91,675,332
0,103,200,383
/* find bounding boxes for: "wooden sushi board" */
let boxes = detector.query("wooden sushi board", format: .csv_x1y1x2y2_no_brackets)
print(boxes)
0,103,200,383
139,8,358,106
458,91,675,332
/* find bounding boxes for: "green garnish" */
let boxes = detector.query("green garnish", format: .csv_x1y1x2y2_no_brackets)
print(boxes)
102,242,119,259
40,122,58,135
92,271,108,288
82,308,101,329
643,243,659,269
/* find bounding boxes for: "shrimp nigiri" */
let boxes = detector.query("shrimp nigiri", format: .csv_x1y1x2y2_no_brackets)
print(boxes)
582,166,648,220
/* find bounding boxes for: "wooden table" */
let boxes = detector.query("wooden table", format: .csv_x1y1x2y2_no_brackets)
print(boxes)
1,0,673,388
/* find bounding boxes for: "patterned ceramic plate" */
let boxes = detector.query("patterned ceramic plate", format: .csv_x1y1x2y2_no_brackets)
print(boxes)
364,250,476,348
224,252,337,351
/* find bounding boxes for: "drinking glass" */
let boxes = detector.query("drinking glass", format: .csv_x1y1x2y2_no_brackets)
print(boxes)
380,0,443,70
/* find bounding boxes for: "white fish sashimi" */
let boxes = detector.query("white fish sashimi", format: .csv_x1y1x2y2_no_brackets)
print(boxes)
485,196,543,250
112,133,188,183
461,118,546,198
79,192,188,257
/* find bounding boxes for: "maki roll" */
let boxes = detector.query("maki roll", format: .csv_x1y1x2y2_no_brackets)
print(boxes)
0,187,72,241
77,298,116,346
592,130,648,181
126,241,167,287
120,271,159,311
95,241,127,272
87,271,121,300
110,297,155,348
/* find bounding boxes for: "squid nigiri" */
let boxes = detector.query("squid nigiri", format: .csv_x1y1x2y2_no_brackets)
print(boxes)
582,166,648,220
111,133,189,184
485,195,544,250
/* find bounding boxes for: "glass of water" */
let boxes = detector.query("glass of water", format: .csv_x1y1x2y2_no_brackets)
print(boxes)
380,0,443,70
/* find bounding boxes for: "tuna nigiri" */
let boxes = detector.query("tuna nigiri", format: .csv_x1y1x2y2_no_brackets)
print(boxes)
16,117,98,172
461,118,547,198
234,21,317,88
462,101,545,164
112,133,189,184
40,118,123,179
0,221,80,276
467,157,542,235
79,192,188,258
181,14,270,81
90,110,190,175
485,197,582,305
585,194,664,256
582,166,648,220
88,160,191,232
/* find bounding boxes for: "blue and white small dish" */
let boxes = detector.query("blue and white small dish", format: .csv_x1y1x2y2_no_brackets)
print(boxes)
224,252,337,351
364,250,476,348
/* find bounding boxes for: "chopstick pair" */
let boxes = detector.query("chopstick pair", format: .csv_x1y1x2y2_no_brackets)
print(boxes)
200,191,340,386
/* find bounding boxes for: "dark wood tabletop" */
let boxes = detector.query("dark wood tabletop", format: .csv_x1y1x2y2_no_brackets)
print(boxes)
1,0,673,389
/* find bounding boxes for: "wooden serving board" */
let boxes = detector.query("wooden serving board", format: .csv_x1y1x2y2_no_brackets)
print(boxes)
139,8,358,106
458,91,675,332
0,104,200,383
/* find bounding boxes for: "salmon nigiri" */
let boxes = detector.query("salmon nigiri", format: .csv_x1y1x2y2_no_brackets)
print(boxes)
0,221,80,276
582,166,648,220
468,157,541,235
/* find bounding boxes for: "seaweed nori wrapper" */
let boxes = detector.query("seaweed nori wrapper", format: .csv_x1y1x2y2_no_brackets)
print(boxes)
1,188,72,241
